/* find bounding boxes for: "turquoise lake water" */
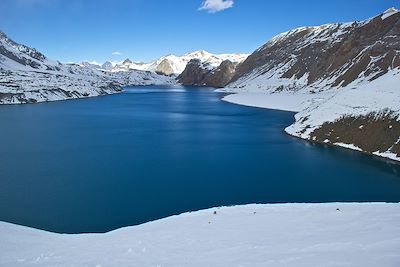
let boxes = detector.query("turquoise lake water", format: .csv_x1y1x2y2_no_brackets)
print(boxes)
0,86,399,233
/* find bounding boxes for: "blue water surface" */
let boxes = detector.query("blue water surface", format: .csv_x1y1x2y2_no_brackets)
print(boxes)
0,86,399,233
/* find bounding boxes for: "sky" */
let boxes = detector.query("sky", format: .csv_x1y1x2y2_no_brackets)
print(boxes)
0,0,399,63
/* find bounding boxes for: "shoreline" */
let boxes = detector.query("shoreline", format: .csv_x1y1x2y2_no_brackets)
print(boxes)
0,89,124,106
222,92,400,163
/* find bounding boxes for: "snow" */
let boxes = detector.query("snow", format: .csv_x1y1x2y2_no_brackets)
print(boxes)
226,60,309,93
263,23,351,49
222,92,332,112
333,143,363,152
373,151,399,161
1,203,399,267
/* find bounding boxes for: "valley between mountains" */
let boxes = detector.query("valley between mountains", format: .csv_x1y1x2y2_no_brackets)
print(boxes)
1,8,399,162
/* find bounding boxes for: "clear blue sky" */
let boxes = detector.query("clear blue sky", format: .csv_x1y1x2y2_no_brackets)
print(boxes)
1,0,398,63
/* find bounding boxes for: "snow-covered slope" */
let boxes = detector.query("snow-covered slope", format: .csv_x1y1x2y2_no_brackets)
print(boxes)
0,32,62,72
109,50,248,76
221,8,400,162
0,37,121,104
0,31,175,104
1,203,399,267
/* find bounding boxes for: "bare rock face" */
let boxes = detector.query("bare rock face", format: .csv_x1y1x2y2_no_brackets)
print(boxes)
230,9,400,91
177,59,239,88
206,60,239,88
155,59,175,76
177,59,212,86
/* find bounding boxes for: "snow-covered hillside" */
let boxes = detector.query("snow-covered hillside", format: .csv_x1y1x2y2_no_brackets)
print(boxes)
228,8,399,93
1,203,399,267
221,8,400,162
0,31,176,104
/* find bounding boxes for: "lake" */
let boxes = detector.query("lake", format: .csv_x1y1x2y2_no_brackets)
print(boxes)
0,86,399,233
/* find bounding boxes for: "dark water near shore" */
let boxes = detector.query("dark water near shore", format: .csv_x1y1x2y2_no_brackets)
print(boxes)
0,86,399,233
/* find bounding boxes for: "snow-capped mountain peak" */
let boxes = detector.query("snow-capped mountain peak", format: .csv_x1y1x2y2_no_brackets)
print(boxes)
79,61,102,70
381,7,399,20
184,50,212,59
122,58,133,65
101,61,114,71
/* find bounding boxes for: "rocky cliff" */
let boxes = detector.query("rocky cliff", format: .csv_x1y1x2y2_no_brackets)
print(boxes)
177,59,240,88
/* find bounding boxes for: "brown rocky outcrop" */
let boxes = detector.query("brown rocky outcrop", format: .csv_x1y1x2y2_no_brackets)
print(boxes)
310,111,400,157
177,59,239,88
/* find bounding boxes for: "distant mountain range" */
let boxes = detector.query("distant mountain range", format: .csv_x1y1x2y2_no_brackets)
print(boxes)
79,51,248,76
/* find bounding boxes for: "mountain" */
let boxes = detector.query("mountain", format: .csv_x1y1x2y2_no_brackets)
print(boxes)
107,50,248,76
0,31,175,104
221,8,400,162
101,61,114,71
228,8,400,92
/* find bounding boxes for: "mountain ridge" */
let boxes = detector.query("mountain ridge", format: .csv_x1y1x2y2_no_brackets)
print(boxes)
0,31,175,104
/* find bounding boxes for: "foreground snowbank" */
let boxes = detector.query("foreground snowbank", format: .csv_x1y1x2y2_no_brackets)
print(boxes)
1,203,400,267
